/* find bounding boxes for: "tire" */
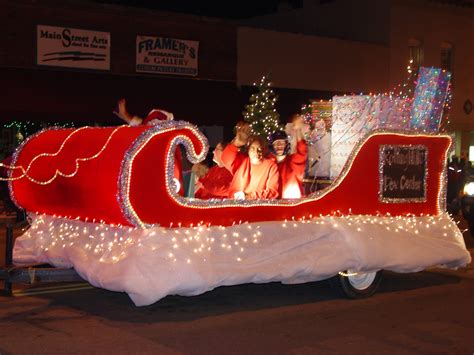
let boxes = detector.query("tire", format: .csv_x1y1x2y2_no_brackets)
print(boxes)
330,270,383,299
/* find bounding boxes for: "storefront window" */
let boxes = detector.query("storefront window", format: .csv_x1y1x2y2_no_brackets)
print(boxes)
408,38,423,70
441,42,453,72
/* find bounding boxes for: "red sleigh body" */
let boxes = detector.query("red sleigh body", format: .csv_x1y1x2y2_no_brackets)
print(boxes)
9,122,451,228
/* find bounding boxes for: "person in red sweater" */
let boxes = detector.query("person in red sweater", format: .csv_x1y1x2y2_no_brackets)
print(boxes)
193,142,233,199
222,122,279,200
270,114,308,199
113,98,183,195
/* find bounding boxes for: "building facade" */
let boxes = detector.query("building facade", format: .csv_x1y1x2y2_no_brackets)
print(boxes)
241,0,474,155
389,0,474,156
0,0,239,129
1,0,472,154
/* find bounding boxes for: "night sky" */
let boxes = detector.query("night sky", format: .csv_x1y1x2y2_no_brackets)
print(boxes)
91,1,473,19
91,0,304,19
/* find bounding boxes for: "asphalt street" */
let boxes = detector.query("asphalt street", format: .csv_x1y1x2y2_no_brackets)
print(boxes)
0,216,473,354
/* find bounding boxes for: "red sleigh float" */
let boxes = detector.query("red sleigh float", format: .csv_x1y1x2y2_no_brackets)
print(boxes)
4,120,471,305
10,121,450,228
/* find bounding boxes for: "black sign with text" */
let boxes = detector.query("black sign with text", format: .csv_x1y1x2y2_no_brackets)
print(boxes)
380,145,427,202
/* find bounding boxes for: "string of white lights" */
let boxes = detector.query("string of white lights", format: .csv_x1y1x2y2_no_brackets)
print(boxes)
0,126,126,185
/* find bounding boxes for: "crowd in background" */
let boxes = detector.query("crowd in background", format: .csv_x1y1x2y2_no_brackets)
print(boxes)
447,153,474,214
0,145,22,220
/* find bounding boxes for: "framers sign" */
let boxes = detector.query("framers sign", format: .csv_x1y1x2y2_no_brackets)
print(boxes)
136,35,199,76
379,145,427,203
37,25,110,70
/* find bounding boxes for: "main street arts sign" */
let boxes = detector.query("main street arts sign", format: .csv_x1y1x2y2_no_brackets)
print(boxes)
36,25,110,71
136,35,199,77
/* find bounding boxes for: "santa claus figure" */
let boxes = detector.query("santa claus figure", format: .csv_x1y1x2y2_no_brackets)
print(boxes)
114,98,183,195
114,98,174,126
270,114,308,199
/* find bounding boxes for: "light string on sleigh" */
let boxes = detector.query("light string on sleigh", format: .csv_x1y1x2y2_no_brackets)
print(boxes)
0,126,125,184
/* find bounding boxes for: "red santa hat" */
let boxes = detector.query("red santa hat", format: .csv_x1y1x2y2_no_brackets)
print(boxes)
142,109,174,125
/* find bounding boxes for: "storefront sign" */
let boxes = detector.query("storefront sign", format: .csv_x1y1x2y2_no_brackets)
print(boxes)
379,145,427,203
37,25,110,70
136,35,198,76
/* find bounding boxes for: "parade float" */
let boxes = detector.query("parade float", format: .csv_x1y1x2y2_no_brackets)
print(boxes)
1,67,471,306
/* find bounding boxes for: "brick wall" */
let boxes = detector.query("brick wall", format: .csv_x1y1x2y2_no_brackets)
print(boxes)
0,0,242,127
0,0,237,80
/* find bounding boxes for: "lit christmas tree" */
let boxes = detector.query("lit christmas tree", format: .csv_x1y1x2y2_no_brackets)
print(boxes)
243,75,282,139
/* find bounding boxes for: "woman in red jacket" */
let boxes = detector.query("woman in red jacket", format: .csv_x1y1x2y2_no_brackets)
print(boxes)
222,123,279,200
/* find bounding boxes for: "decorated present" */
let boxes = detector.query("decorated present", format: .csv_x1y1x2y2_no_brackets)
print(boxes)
410,67,451,132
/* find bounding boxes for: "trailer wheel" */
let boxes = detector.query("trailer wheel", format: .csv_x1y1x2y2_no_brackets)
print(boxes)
331,270,382,299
